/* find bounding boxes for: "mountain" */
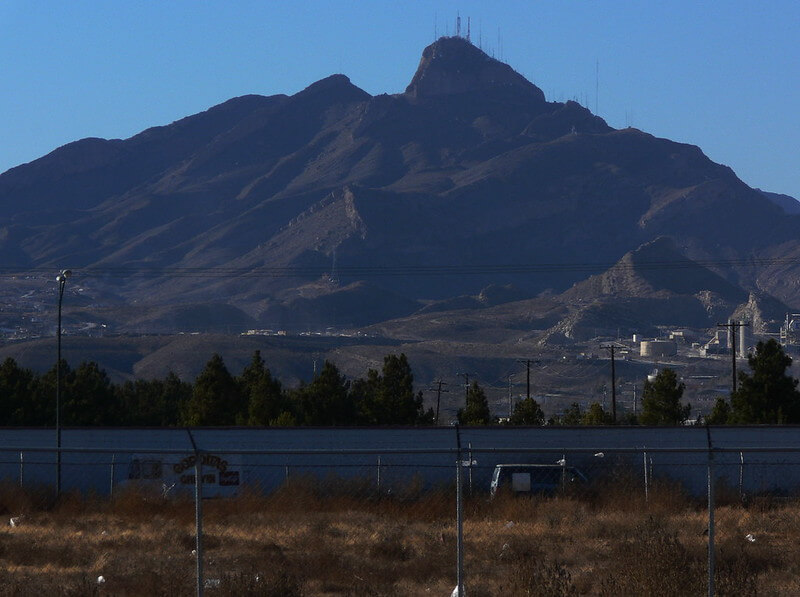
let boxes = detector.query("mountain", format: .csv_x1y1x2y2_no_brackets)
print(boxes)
562,237,748,303
760,189,800,215
1,35,799,339
549,237,776,340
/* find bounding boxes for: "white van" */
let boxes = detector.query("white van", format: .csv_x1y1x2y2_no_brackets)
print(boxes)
490,464,587,497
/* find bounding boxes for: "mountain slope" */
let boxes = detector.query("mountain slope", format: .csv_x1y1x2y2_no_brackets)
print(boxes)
1,35,798,333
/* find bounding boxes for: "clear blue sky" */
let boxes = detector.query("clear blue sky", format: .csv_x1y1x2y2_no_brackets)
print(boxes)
2,1,798,198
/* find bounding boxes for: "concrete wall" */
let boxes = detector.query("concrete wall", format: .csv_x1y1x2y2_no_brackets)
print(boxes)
1,426,798,497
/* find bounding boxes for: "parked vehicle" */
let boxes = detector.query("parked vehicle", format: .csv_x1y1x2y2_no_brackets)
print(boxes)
489,464,587,497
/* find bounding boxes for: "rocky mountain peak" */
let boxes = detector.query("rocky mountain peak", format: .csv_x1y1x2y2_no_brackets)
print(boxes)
404,36,545,103
294,74,371,104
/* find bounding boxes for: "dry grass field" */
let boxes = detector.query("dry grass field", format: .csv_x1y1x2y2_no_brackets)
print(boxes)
0,478,798,596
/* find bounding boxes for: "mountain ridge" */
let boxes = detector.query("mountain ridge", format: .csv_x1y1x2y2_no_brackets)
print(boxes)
1,36,798,339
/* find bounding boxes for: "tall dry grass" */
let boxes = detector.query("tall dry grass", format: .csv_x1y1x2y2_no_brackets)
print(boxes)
0,478,797,595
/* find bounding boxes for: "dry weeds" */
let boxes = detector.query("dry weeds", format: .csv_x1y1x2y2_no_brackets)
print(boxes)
0,479,796,595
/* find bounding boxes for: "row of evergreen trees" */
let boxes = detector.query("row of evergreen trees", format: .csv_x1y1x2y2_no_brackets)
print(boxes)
0,339,797,427
0,352,436,427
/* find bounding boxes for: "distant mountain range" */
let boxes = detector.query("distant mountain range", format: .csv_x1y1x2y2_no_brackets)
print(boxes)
2,35,799,340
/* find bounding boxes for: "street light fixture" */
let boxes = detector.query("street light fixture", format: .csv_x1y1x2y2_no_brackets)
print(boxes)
56,269,71,496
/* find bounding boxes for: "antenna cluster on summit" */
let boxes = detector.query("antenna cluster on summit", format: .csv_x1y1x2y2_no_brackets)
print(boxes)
436,14,478,46
454,14,470,42
434,14,504,61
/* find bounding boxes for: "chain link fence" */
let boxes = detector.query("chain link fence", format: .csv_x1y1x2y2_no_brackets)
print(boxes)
1,430,800,595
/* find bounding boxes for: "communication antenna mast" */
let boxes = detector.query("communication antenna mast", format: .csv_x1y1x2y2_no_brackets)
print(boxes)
498,28,503,61
595,60,599,114
467,17,471,42
456,13,461,37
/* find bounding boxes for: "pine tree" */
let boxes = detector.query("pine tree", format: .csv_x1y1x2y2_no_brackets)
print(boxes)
705,397,731,425
457,381,492,425
0,358,38,425
63,361,116,426
580,402,614,425
729,339,800,423
356,354,432,425
509,397,545,425
296,361,357,426
240,351,286,426
639,368,690,425
548,402,583,426
183,354,244,426
116,372,190,426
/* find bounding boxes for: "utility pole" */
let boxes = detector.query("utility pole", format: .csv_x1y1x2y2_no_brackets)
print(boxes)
457,372,472,406
427,380,449,425
458,373,469,396
507,374,514,418
600,343,622,423
516,359,540,401
717,320,750,394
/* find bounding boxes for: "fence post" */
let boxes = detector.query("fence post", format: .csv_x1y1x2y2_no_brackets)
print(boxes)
186,429,205,597
110,454,116,498
377,456,382,495
643,450,649,502
739,451,744,502
285,465,289,485
19,452,23,488
706,428,716,597
468,442,473,496
195,454,204,597
455,426,465,597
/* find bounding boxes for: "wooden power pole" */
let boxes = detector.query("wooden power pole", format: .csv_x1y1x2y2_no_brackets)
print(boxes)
717,320,750,394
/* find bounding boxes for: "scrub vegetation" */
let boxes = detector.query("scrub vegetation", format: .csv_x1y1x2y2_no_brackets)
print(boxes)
0,477,797,595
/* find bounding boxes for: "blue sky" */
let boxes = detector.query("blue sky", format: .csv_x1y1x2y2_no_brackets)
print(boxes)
2,1,798,198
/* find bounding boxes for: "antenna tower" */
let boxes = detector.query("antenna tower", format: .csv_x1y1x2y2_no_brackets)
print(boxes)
456,13,461,37
595,60,599,114
497,28,503,61
467,17,471,42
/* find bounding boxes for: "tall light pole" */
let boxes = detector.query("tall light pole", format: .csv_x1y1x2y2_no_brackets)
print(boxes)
56,269,71,496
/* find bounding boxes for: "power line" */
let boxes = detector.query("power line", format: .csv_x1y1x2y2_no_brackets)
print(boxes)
2,255,798,280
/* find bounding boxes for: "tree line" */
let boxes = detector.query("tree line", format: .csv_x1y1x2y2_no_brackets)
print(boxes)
0,339,797,427
0,352,436,427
